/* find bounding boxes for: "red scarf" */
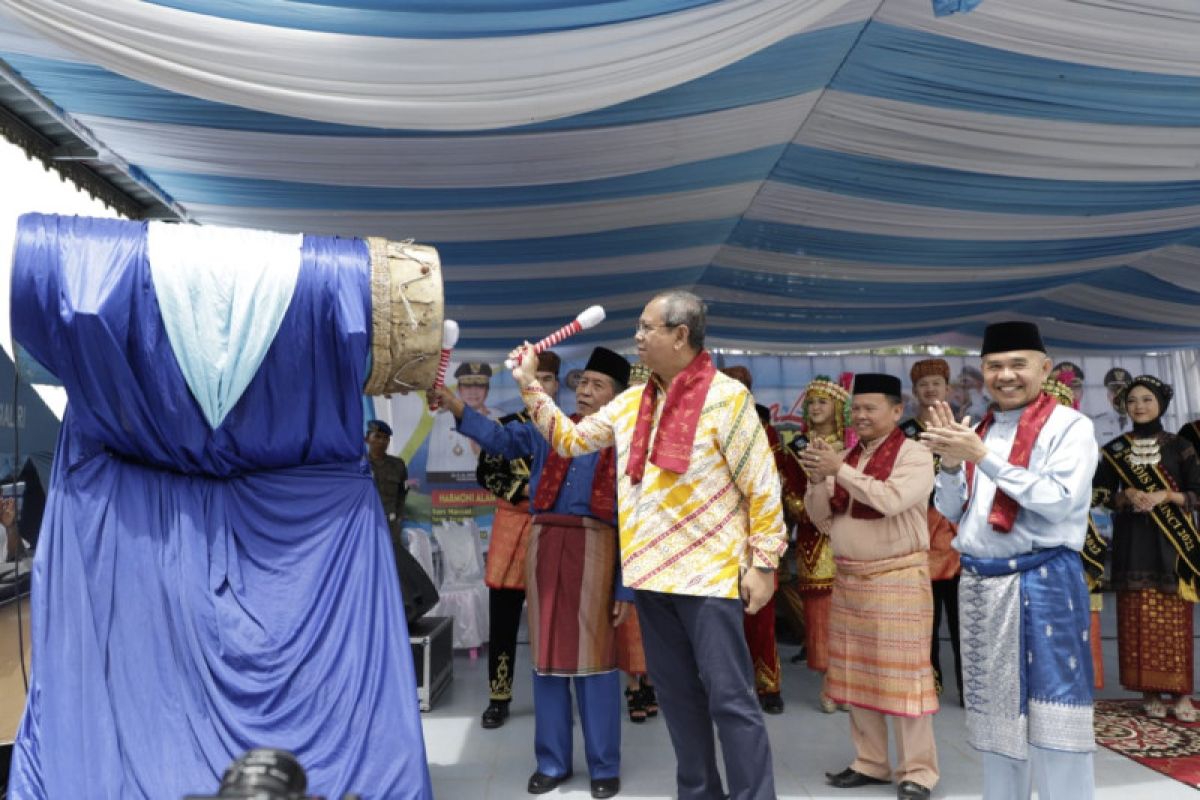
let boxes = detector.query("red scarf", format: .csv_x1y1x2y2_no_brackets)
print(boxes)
625,350,717,484
829,426,907,520
533,414,617,522
965,391,1057,533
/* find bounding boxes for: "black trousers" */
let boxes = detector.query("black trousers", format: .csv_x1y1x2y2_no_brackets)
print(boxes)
488,587,526,702
633,590,776,800
930,576,962,699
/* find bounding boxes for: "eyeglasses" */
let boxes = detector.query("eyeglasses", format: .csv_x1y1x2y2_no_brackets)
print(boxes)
634,322,680,337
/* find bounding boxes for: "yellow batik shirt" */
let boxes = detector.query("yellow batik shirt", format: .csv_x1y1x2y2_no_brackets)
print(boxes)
521,370,788,599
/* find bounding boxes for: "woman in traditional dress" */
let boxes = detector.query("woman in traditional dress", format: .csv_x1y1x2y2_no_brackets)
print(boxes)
790,375,854,713
1094,375,1200,721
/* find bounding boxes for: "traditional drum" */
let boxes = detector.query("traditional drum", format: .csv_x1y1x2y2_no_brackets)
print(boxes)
363,237,446,396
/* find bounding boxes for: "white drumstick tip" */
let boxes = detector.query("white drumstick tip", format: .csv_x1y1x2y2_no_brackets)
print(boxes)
576,305,605,330
442,319,460,349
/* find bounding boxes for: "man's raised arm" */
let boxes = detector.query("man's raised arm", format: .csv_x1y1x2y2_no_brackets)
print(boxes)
511,342,616,456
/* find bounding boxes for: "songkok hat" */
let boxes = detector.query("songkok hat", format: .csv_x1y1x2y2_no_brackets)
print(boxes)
852,373,903,398
909,358,950,385
454,362,492,385
584,347,631,389
1103,367,1132,387
721,365,753,391
980,321,1046,356
1120,375,1173,415
536,350,561,377
367,419,393,436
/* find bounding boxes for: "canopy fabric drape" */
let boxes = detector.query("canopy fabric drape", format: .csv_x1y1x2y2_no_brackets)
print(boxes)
0,0,850,130
1,0,1199,354
8,214,432,800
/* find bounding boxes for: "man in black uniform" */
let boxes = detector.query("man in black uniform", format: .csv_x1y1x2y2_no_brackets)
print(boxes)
475,352,561,729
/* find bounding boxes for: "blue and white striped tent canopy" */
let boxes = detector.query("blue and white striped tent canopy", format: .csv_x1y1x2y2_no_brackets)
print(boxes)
2,0,1199,354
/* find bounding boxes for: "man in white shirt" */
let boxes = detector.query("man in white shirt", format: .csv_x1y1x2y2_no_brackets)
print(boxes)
921,321,1097,800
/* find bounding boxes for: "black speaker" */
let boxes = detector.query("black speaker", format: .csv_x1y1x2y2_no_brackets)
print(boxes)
2,740,13,799
391,539,439,625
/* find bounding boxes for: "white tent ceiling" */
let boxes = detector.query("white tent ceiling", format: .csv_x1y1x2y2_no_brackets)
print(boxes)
1,0,1199,354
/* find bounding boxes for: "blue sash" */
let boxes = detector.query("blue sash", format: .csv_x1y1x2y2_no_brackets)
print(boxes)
960,547,1094,757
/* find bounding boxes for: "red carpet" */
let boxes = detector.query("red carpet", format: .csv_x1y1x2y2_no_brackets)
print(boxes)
1095,699,1200,788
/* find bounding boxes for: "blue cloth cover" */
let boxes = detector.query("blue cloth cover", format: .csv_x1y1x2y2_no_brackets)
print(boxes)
8,213,432,799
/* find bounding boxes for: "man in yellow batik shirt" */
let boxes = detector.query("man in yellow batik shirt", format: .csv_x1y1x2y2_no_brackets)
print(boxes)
509,290,787,800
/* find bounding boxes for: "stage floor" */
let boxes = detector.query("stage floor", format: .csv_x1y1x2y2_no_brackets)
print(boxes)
420,602,1200,799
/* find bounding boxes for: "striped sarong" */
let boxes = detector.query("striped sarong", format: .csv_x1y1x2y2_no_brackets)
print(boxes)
827,551,938,717
526,513,618,676
615,611,647,675
484,499,531,590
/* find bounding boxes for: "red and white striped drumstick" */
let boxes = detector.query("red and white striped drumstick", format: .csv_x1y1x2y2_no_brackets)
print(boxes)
504,305,605,369
427,319,460,411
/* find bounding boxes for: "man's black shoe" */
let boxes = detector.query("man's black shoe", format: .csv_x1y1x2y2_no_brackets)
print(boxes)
760,692,785,715
897,780,931,799
825,767,890,788
527,771,571,794
591,777,620,798
481,701,510,729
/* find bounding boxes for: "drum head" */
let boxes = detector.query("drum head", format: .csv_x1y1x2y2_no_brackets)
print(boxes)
364,237,445,395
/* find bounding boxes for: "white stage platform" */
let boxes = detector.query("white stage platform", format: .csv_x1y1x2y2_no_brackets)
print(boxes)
420,603,1199,799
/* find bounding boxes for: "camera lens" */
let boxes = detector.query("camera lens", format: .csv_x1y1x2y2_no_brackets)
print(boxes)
219,748,307,796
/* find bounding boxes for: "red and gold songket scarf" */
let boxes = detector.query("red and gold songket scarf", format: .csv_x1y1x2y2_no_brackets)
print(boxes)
965,391,1057,532
533,414,617,521
625,351,716,484
829,427,907,519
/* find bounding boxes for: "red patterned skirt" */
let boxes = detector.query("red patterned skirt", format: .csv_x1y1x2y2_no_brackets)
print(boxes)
826,552,938,717
743,582,781,694
526,513,618,676
615,610,647,676
1117,588,1194,695
484,499,531,590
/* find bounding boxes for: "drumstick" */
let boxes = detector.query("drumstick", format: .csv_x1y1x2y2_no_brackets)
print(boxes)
504,305,605,369
427,320,460,411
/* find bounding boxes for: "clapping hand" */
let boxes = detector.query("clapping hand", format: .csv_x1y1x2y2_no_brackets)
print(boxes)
798,436,843,480
919,401,985,470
